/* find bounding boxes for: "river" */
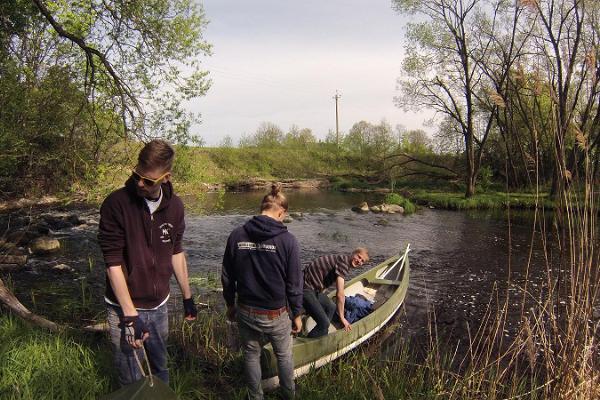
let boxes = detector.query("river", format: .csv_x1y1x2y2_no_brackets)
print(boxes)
6,190,550,356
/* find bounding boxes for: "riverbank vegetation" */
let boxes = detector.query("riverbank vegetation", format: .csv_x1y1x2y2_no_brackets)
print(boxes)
0,311,547,400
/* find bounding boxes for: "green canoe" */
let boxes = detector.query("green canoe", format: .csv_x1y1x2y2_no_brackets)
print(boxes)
261,245,411,390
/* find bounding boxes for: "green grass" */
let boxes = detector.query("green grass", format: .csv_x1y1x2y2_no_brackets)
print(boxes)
0,314,111,400
409,190,554,210
385,192,417,214
0,310,544,400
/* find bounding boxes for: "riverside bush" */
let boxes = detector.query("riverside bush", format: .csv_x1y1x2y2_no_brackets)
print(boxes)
385,193,416,214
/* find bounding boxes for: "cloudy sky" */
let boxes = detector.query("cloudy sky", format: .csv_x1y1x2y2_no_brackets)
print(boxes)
191,0,431,146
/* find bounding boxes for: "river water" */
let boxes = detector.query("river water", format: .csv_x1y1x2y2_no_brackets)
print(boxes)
7,190,550,355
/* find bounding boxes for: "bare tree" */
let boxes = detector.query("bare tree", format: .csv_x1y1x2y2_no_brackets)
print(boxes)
394,0,496,197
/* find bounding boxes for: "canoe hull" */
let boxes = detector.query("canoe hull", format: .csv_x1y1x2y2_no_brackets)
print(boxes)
260,249,411,390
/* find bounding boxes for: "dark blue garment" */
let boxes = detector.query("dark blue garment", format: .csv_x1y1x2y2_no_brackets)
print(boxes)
222,215,304,318
344,295,374,323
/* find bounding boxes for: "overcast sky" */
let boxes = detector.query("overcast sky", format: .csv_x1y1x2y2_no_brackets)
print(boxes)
191,0,432,146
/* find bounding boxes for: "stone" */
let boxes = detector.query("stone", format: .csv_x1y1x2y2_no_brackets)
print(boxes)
52,263,74,272
351,202,369,213
289,212,303,219
283,216,293,223
386,204,404,214
67,214,84,226
30,236,60,255
370,205,382,213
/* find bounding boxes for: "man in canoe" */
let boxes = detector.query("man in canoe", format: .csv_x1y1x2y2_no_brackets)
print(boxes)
98,139,197,386
222,184,303,400
302,248,369,338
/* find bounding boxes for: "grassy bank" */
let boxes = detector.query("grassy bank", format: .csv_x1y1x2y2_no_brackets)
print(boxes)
84,144,548,213
0,310,545,400
409,190,554,210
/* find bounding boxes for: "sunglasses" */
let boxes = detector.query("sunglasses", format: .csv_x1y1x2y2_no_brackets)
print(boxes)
132,170,170,187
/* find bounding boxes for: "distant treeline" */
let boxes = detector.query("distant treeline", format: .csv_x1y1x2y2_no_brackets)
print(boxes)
2,1,599,201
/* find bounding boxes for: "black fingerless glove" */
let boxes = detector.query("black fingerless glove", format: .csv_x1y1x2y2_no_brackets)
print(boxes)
183,297,197,320
120,315,148,341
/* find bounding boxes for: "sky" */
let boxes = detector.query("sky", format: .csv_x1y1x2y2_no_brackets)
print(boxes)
191,0,432,146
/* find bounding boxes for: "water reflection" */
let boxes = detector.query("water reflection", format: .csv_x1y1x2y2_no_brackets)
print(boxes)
181,190,386,215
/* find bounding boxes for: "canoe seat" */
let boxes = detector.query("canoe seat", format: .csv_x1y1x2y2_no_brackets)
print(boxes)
369,278,402,286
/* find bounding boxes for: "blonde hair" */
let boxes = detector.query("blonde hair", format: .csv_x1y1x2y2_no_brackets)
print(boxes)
261,183,288,212
353,247,369,262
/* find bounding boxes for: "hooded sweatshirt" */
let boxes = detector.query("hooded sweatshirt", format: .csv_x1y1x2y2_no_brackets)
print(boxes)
98,177,185,309
221,215,303,318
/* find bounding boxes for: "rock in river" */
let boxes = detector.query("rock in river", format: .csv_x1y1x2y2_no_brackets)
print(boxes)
30,236,60,255
351,202,370,213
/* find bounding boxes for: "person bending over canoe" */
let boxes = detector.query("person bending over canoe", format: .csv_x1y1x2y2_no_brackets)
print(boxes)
303,248,369,338
222,184,303,400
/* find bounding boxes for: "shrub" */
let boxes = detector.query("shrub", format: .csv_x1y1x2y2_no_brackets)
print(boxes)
385,193,416,214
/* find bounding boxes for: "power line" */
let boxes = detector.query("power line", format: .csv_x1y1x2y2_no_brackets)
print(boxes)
333,90,341,147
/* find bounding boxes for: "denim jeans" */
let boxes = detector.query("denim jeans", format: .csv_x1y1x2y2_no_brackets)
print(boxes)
107,303,169,386
302,289,336,338
237,306,294,400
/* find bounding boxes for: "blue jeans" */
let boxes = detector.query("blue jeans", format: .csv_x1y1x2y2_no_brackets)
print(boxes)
302,289,335,338
237,306,294,400
107,303,169,386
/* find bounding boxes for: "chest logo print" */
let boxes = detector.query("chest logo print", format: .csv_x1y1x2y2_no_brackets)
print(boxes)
159,222,174,243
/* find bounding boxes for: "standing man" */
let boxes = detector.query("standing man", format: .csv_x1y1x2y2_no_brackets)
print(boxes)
98,139,197,386
222,184,303,400
303,248,369,338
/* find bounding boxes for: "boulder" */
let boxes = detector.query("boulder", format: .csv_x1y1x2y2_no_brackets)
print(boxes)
351,202,370,213
30,236,60,255
67,214,84,226
386,204,404,214
283,216,293,223
289,212,304,219
370,205,382,213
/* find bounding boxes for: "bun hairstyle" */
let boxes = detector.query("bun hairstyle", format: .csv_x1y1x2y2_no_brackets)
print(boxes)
261,183,288,212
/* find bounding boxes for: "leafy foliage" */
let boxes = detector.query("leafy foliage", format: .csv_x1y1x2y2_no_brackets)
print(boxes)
0,0,211,197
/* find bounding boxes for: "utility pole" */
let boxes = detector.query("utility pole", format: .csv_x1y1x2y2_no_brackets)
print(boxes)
333,90,341,148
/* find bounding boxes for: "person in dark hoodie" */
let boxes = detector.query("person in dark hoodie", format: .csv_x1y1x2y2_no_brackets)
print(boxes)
222,184,303,400
98,139,197,386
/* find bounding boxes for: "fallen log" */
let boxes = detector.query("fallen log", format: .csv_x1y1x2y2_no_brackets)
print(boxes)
0,264,20,272
0,276,62,332
0,255,27,265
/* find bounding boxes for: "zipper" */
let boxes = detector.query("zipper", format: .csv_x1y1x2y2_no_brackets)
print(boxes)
150,213,157,298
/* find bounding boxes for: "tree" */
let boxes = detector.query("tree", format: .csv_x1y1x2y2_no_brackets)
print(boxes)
252,122,284,147
524,0,600,195
220,135,234,148
30,0,212,140
394,0,497,197
283,125,317,148
400,129,432,153
0,0,211,194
